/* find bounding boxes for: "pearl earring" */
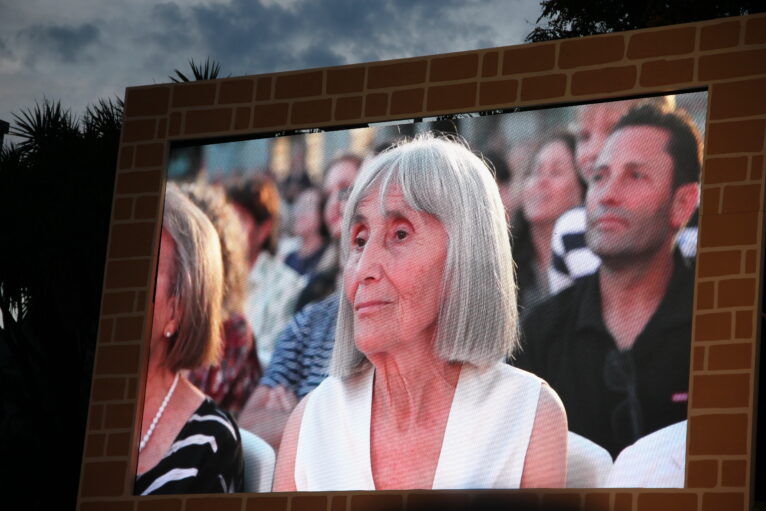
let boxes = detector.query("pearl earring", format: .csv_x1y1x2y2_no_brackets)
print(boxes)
164,330,173,338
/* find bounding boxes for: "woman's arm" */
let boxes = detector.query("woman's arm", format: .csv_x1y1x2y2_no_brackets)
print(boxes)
520,383,568,488
272,395,308,491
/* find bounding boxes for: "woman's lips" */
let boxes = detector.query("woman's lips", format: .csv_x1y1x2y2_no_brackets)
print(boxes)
354,300,391,312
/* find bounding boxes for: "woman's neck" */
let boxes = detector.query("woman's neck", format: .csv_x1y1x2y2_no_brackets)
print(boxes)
299,232,324,257
529,221,554,274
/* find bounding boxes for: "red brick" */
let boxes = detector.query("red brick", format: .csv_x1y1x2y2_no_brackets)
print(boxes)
698,250,741,277
571,66,637,96
710,78,766,120
331,496,346,511
744,250,756,273
91,377,127,402
426,82,477,111
156,118,166,139
106,431,131,456
113,315,145,343
704,157,748,184
364,93,388,117
137,500,182,511
708,119,765,155
119,146,134,170
694,346,706,370
583,493,610,511
702,492,745,511
721,459,747,486
692,373,750,408
79,460,127,497
479,79,518,106
105,259,151,289
125,86,170,117
543,493,581,509
640,58,694,87
81,502,135,511
95,344,141,375
291,495,327,511
84,432,106,457
185,108,233,134
614,493,633,511
708,343,753,371
628,27,696,59
472,493,539,510
135,291,146,312
687,459,718,488
115,170,161,195
172,82,216,107
327,67,365,94
126,378,138,400
88,403,104,431
700,212,759,247
290,97,333,124
109,222,156,259
689,413,749,454
351,494,403,511
701,20,741,50
636,493,696,511
168,112,181,136
751,155,764,180
218,79,254,104
482,51,499,77
697,281,715,309
734,310,753,339
245,496,287,511
112,198,133,221
745,17,766,44
722,184,763,214
234,107,251,130
122,119,156,143
252,103,288,128
699,49,766,80
561,35,625,68
256,76,272,101
503,44,555,74
390,88,424,115
134,194,160,220
718,277,757,307
98,317,114,345
186,497,242,511
429,54,478,82
103,402,134,429
335,96,363,121
406,492,472,511
275,71,323,99
134,142,164,168
701,187,720,215
520,74,567,101
367,60,427,89
694,312,731,342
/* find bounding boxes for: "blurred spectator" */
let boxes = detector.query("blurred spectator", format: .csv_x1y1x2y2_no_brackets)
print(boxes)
180,181,262,417
284,187,331,276
483,149,520,225
513,104,701,458
228,175,306,365
510,133,584,310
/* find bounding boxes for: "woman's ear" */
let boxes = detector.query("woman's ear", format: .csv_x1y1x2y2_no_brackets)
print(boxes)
163,294,181,338
671,183,699,231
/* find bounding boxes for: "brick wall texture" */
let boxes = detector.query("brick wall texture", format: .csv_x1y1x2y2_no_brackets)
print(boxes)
78,13,766,511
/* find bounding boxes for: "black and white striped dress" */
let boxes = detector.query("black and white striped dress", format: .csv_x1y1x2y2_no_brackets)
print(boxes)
135,398,244,495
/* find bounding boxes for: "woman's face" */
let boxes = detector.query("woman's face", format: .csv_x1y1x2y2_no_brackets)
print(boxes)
151,229,178,345
323,159,359,239
521,140,581,225
292,188,322,238
343,187,448,357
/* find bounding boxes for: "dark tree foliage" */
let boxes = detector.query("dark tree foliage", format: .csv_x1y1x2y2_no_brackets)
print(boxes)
0,97,121,508
170,57,226,82
526,0,765,42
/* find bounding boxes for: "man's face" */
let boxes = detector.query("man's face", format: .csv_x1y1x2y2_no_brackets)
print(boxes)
585,126,677,263
575,102,633,180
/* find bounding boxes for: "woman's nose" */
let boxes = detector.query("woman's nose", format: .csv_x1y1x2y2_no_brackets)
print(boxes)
356,239,383,282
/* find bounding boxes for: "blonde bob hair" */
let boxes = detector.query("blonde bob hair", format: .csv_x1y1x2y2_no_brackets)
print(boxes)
330,134,519,377
161,183,224,373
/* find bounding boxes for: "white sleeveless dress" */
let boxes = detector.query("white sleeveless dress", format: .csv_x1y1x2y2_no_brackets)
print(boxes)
294,362,542,490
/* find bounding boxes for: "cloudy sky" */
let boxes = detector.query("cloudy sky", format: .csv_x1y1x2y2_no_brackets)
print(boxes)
0,0,543,138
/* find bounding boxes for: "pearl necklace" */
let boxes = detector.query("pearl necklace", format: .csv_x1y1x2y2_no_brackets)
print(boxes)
139,373,180,452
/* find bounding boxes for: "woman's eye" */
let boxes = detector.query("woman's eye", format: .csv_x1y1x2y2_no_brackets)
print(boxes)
395,230,408,240
354,237,366,247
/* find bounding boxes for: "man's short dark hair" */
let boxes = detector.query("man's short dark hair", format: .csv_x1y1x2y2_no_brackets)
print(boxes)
611,103,702,188
227,174,280,255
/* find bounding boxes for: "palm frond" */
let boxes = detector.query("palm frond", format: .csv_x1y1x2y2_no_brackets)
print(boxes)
170,57,224,82
10,99,80,152
82,96,124,140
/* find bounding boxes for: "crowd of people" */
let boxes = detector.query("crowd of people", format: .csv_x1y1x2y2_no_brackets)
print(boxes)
135,96,702,494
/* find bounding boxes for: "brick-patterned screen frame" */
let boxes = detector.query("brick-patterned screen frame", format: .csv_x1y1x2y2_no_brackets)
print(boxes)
78,13,765,511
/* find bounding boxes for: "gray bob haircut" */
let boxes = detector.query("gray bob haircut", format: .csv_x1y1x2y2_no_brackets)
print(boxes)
161,183,224,373
330,134,519,377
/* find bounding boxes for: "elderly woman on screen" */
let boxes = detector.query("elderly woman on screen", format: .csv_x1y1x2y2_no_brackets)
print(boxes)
274,136,568,491
135,184,244,495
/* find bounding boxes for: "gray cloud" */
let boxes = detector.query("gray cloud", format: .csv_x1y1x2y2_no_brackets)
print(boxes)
17,22,101,63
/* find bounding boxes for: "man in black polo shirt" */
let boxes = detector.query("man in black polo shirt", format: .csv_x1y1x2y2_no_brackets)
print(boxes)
513,103,701,459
